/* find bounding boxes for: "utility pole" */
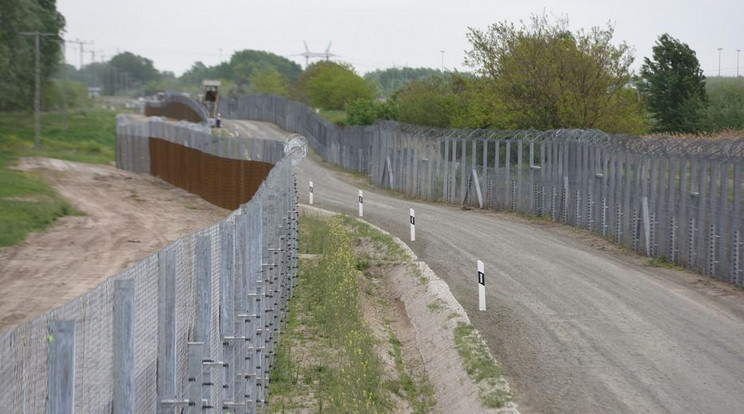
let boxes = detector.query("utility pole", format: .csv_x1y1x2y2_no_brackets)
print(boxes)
19,31,59,149
440,50,444,73
112,66,118,95
89,50,96,88
738,49,741,78
67,39,92,71
718,48,723,77
61,39,68,130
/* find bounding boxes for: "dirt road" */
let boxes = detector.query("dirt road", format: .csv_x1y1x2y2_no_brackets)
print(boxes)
0,158,228,333
228,119,744,413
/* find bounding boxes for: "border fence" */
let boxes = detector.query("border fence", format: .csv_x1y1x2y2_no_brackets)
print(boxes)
144,92,210,124
223,94,744,286
1,117,298,413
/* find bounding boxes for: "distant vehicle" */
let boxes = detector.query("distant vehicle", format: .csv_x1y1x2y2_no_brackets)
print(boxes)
202,80,221,126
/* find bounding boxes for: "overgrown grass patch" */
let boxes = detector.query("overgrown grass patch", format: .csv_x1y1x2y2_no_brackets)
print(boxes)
0,110,118,164
297,214,333,254
270,214,435,412
337,215,407,262
269,217,390,412
648,256,685,271
0,152,80,247
318,109,347,125
426,298,447,313
384,324,436,413
454,322,512,408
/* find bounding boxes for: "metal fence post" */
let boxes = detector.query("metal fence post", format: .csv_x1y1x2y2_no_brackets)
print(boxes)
157,249,176,413
219,220,236,406
195,235,212,410
47,320,75,414
113,280,135,414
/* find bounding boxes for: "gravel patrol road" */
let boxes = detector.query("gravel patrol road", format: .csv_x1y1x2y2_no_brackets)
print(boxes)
230,120,744,413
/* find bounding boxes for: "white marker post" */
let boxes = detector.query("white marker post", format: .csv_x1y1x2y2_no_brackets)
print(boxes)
358,190,364,217
309,181,314,205
477,260,486,311
409,208,416,241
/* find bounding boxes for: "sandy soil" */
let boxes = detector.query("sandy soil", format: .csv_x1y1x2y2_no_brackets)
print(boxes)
0,158,229,333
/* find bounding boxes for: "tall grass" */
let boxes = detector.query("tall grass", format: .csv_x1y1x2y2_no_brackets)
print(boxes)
0,110,117,164
0,153,78,247
271,216,389,412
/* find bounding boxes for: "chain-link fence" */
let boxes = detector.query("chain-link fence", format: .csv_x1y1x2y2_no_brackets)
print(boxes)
1,117,298,414
223,93,744,286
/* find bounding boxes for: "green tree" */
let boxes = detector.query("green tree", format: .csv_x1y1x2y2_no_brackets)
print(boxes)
364,67,442,98
249,67,290,97
231,50,301,84
179,50,301,96
180,61,210,85
705,80,744,131
640,34,707,133
395,76,466,128
297,62,373,110
449,77,510,129
108,52,159,83
0,0,65,110
465,14,646,133
345,99,398,125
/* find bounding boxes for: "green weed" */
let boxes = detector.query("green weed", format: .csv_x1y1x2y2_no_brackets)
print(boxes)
338,215,407,261
648,256,685,271
270,218,390,412
0,153,80,247
427,298,447,313
454,322,512,408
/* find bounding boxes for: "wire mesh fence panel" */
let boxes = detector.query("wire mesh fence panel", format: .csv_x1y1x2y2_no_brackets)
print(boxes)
1,115,297,414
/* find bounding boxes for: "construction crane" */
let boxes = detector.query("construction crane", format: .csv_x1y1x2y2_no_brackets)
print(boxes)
298,41,337,68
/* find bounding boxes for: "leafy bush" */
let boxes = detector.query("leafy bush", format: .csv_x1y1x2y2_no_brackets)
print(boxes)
345,99,398,125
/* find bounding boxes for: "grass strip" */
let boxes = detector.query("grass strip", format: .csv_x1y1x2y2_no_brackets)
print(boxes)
270,215,389,412
270,214,435,412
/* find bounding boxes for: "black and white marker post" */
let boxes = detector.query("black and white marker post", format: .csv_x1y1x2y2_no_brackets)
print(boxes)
309,181,314,205
477,260,486,311
358,190,364,217
409,208,416,241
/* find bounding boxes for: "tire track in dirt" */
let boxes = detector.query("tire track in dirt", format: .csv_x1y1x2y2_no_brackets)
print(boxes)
0,158,229,333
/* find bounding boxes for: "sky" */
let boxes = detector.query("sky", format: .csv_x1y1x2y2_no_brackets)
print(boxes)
58,0,743,78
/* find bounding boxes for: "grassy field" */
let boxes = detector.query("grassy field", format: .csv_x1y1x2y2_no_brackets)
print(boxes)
0,110,118,164
269,214,434,412
0,109,117,247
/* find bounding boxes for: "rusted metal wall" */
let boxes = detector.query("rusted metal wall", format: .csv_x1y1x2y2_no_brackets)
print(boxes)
149,137,274,210
145,101,205,123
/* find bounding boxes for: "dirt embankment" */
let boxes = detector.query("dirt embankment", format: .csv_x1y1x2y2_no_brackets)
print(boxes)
0,158,229,333
299,205,519,414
